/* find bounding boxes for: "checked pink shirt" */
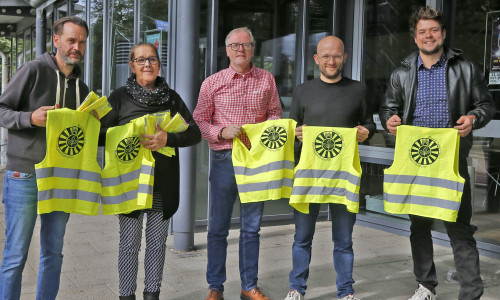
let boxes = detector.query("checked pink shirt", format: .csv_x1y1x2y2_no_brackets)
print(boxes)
193,65,282,150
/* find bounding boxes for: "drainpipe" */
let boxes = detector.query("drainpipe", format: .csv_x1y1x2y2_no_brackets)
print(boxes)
0,50,7,165
35,8,46,58
172,0,200,251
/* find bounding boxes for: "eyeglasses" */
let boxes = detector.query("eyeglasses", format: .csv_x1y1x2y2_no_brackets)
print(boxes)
132,57,159,65
226,42,254,51
319,55,344,62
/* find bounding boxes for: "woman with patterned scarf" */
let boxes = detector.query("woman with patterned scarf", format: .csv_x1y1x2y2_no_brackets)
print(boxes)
99,42,201,300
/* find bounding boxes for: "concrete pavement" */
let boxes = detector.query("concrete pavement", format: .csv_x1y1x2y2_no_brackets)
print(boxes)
1,168,500,300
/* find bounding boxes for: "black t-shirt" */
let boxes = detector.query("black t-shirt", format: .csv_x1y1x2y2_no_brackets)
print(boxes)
289,77,376,162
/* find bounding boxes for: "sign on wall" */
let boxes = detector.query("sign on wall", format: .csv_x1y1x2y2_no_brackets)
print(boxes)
489,17,500,85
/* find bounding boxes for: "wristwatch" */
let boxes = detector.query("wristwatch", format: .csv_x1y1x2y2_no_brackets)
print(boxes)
218,127,225,140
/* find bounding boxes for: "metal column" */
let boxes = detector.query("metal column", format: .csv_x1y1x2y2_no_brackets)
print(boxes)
172,0,200,251
0,50,7,165
35,8,46,58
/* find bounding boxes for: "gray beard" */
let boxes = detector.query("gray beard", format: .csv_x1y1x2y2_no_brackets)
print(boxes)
60,53,82,66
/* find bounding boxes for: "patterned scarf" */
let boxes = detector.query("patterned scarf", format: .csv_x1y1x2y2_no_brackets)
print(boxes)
125,74,171,106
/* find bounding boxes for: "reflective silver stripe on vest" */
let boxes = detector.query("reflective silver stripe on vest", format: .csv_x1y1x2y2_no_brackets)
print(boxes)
101,165,154,187
294,169,360,186
38,189,101,203
233,160,294,176
384,174,464,192
36,167,101,182
101,183,154,204
237,178,294,193
383,192,461,211
291,186,359,203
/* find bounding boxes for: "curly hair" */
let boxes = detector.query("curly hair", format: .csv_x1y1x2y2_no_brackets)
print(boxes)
409,6,445,37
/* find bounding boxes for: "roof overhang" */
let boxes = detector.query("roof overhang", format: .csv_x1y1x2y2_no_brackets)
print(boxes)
0,0,36,37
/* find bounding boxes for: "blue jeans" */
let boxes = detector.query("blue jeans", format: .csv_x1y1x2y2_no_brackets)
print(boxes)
0,170,70,300
289,203,356,298
206,150,264,292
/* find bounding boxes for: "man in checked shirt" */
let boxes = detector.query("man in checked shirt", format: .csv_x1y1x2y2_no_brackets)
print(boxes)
193,27,282,300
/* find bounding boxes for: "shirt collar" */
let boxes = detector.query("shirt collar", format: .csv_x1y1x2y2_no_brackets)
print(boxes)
227,63,256,78
417,52,447,70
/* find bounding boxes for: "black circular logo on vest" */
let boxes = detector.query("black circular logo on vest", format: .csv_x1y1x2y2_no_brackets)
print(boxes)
314,131,342,159
410,137,440,165
58,126,85,157
116,137,141,162
260,125,287,150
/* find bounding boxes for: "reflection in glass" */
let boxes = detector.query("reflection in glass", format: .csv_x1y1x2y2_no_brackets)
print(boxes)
306,0,333,81
11,38,17,75
140,0,169,80
217,0,300,114
363,0,423,120
110,0,134,91
445,0,500,247
57,4,67,18
360,0,425,221
16,34,23,68
24,29,31,62
46,16,53,54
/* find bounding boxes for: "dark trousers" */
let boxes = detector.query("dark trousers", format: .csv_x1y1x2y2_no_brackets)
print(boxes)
409,159,483,300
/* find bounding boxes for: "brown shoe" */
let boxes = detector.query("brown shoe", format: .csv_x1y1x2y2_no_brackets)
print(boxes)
205,289,224,300
240,287,270,300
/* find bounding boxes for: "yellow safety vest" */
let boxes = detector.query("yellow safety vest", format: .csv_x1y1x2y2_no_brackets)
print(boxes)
150,111,189,157
232,119,296,203
101,116,156,215
290,126,361,214
35,108,102,215
383,125,464,222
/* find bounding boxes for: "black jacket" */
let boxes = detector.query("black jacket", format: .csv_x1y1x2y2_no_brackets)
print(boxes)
0,53,89,173
380,47,495,158
100,84,201,219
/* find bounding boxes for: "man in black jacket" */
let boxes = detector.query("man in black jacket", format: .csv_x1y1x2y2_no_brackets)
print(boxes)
380,7,494,300
0,16,90,300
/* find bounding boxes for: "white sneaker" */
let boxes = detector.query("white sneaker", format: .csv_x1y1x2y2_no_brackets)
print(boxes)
338,294,360,300
284,289,304,300
408,284,436,300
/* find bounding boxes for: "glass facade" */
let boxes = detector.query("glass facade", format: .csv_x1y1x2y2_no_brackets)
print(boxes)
360,0,500,252
4,0,500,253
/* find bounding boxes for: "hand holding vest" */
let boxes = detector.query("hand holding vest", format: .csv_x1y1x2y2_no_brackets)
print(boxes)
290,126,361,214
36,108,102,215
232,119,297,203
383,125,464,222
101,115,157,215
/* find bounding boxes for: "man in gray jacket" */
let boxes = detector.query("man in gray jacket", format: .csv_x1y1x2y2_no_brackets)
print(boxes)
0,16,90,300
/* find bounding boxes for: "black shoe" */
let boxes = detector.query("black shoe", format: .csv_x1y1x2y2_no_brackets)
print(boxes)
119,295,136,300
143,291,160,300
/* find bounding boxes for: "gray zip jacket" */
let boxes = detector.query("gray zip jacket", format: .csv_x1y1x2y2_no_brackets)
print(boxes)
0,52,89,173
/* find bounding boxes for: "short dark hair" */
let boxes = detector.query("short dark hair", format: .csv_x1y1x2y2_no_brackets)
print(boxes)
409,6,445,37
53,16,89,36
128,43,160,62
